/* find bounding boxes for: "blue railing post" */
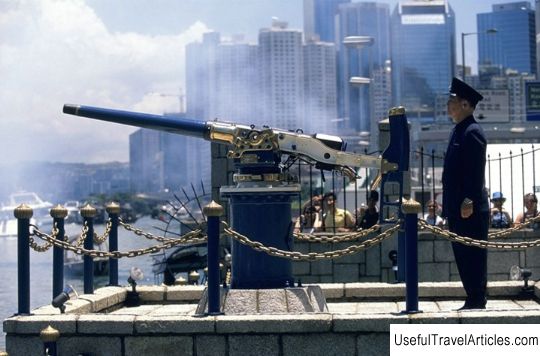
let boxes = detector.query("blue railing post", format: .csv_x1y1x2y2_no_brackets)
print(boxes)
15,204,33,315
105,202,120,286
402,199,422,314
50,205,68,299
203,201,224,315
80,204,97,294
40,325,59,356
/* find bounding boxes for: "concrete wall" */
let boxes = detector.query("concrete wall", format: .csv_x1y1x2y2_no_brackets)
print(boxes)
292,229,540,284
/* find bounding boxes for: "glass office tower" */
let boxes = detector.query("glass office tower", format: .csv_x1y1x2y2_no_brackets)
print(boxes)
478,2,536,75
336,1,391,133
304,0,350,42
391,0,455,122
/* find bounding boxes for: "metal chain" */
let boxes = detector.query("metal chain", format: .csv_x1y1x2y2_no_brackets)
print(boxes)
93,219,112,244
30,225,207,258
294,224,382,243
28,224,60,252
73,221,88,247
222,221,401,261
487,214,540,239
419,219,540,250
119,219,209,245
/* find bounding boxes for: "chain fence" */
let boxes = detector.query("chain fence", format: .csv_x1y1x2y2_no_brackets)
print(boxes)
420,216,540,250
25,212,540,262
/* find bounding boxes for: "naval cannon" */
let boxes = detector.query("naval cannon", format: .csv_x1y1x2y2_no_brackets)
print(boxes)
63,104,408,289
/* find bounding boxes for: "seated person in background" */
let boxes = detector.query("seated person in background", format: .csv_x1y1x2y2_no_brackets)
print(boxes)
321,191,354,233
423,200,444,227
355,190,380,230
490,192,512,228
294,195,322,233
514,193,539,227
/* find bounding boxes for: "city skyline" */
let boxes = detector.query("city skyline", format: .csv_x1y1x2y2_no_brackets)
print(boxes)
0,0,536,165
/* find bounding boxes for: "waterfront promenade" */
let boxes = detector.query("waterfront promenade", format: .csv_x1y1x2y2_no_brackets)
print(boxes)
4,281,540,355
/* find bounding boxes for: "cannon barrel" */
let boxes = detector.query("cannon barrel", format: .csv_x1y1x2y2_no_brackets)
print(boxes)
63,104,210,140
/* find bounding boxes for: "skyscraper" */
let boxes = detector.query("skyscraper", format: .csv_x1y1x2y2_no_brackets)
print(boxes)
129,128,160,193
391,0,455,121
304,0,350,42
216,40,260,125
258,19,305,130
185,32,220,121
536,0,540,75
478,2,536,76
336,1,391,133
303,41,337,134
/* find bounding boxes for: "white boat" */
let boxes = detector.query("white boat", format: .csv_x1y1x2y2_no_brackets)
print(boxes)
0,192,53,237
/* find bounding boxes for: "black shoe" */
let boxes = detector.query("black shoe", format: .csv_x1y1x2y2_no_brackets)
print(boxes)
457,300,486,311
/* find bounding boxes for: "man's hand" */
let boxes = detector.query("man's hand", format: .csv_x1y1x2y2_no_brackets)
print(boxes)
461,198,473,218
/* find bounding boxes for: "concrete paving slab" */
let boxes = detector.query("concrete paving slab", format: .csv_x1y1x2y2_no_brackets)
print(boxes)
108,304,161,316
356,301,399,314
151,304,197,315
327,302,358,314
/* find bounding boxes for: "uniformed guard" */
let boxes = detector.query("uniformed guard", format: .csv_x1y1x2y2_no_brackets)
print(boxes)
442,77,489,310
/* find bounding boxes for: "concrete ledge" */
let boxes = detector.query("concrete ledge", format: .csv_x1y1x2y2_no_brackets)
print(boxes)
166,285,204,301
137,285,167,302
135,315,215,334
77,314,135,334
3,314,77,334
333,313,407,332
216,314,333,334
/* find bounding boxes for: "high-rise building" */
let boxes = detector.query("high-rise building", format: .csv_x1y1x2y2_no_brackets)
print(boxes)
536,0,540,75
186,32,220,121
258,19,305,130
391,0,455,122
216,40,260,125
129,128,161,193
304,0,350,42
371,59,393,147
303,41,337,134
336,1,391,133
478,2,536,75
129,114,211,194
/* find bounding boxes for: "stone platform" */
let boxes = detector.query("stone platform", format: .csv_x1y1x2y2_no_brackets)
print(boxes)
4,281,540,356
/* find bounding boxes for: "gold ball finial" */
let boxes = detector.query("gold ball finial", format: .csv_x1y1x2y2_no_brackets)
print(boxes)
50,204,68,219
401,198,422,215
80,204,97,218
40,325,60,343
388,106,406,116
0,351,8,356
188,270,200,283
203,201,224,217
105,202,121,215
14,204,33,219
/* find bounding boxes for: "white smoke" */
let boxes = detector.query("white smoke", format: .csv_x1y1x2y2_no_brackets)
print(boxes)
0,0,209,163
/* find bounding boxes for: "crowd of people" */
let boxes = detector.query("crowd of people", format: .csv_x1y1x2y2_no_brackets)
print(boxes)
294,190,540,234
294,190,380,233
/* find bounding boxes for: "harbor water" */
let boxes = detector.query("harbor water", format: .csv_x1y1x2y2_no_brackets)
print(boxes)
0,216,168,350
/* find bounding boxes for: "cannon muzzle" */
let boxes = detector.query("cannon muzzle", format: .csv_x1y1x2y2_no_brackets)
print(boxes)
63,104,210,140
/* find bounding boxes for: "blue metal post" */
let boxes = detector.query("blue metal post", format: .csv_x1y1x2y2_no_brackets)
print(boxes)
203,201,224,314
80,204,97,294
106,202,120,286
397,230,406,282
50,205,68,299
15,204,33,315
40,325,59,356
402,199,421,313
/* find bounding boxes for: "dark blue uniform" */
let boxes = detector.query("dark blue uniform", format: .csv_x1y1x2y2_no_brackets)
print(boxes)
442,115,489,308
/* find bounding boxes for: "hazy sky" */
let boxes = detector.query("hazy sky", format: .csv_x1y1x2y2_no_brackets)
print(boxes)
0,0,535,164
